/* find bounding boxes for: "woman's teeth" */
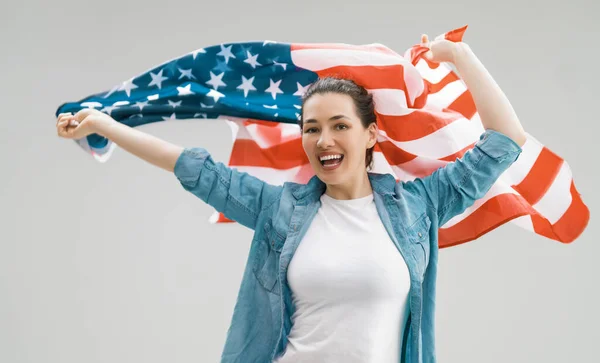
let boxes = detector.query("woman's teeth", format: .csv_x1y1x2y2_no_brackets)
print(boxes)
319,154,344,167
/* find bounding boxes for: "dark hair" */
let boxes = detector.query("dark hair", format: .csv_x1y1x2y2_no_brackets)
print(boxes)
299,77,377,170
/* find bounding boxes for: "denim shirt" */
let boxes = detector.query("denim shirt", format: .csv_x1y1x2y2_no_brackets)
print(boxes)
173,129,522,363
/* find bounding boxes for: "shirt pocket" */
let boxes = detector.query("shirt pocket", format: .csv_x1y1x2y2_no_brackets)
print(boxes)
252,221,284,295
407,214,431,273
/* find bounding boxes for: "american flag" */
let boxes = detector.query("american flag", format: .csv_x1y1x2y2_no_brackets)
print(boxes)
56,25,589,248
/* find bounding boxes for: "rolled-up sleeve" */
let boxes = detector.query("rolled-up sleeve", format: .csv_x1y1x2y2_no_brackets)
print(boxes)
174,147,283,230
405,129,523,226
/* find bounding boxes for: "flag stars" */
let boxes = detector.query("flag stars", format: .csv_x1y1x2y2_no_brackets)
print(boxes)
273,60,287,71
206,71,227,90
118,77,138,97
293,82,310,97
244,51,262,69
168,100,183,108
148,69,169,89
135,101,149,111
217,44,236,64
207,89,225,102
177,84,194,96
162,113,177,121
237,75,257,97
178,68,196,80
191,48,206,59
265,79,284,100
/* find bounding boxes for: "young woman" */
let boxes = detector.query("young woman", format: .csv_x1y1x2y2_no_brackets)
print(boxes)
56,35,527,363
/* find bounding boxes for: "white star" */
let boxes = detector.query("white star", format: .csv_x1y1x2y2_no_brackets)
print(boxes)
274,113,278,117
168,100,182,108
207,89,225,102
244,51,262,69
177,84,194,96
265,78,284,100
194,112,208,118
135,101,149,111
274,60,287,70
237,75,257,97
293,82,310,97
162,113,177,121
263,40,277,46
148,69,169,89
191,48,206,59
118,77,138,97
200,102,214,109
147,94,160,101
103,85,120,98
178,68,196,80
293,104,302,109
81,102,103,109
263,104,278,109
217,44,236,64
206,71,227,90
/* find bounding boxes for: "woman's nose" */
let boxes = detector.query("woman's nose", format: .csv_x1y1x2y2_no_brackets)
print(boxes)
317,132,334,148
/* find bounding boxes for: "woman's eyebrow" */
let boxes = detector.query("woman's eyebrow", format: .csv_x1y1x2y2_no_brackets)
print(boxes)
304,114,348,124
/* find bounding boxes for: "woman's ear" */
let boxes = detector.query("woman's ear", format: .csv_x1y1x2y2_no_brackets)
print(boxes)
367,122,378,148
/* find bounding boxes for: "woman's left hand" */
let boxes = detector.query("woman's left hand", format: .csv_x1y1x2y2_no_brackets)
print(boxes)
420,34,461,64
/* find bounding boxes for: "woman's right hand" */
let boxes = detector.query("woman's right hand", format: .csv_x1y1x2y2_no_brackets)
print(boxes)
56,109,116,140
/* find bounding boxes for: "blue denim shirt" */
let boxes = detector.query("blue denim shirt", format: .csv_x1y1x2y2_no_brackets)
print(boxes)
173,129,522,363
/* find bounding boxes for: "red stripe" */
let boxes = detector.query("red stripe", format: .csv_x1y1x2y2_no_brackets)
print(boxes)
447,90,477,119
439,193,534,248
228,139,308,169
310,65,410,93
512,147,563,205
530,181,590,243
377,110,463,141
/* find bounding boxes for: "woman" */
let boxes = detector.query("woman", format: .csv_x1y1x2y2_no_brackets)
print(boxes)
56,35,526,363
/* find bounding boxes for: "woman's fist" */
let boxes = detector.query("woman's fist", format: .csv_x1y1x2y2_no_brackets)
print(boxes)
56,109,114,140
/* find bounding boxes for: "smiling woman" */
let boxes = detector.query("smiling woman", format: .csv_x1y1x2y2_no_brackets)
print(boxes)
299,78,379,200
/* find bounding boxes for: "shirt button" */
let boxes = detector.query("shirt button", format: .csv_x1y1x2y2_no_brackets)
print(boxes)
418,232,423,238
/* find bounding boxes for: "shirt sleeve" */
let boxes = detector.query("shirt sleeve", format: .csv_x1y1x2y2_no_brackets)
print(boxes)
173,147,283,230
403,129,523,227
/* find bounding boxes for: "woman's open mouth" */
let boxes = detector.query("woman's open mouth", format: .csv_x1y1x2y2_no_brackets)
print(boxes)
319,154,344,171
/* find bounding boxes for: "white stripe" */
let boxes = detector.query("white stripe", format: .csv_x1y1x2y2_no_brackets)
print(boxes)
378,117,480,159
510,215,535,232
291,48,409,71
368,89,412,114
390,157,449,181
501,133,544,186
532,162,572,224
370,151,397,177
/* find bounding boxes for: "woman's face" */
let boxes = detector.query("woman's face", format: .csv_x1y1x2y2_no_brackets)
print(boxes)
301,92,377,186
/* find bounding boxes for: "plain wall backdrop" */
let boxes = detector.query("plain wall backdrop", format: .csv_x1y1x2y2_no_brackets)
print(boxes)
1,0,598,362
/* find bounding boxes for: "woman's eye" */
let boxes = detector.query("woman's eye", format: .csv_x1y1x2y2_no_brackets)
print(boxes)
335,124,348,130
304,128,318,134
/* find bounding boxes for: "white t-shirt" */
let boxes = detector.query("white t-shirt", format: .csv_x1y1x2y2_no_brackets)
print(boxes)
273,193,411,363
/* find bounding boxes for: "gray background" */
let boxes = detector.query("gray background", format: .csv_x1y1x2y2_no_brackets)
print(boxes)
1,0,598,362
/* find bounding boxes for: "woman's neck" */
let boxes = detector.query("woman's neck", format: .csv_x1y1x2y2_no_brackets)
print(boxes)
324,172,372,200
